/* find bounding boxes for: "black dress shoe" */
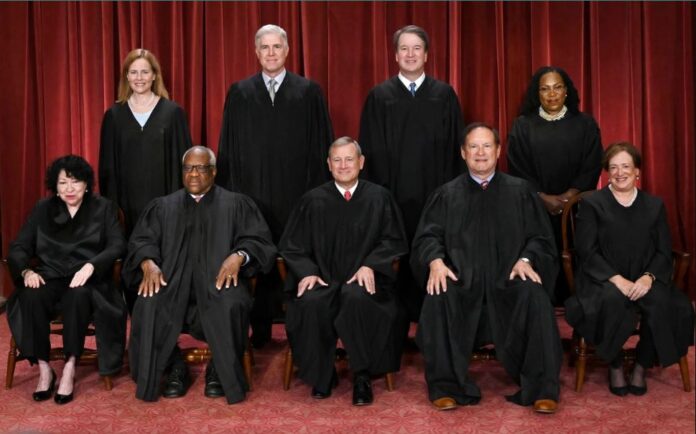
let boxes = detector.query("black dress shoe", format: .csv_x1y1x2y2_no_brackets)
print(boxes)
608,369,629,397
352,376,373,406
54,392,74,405
204,362,225,398
311,369,338,399
33,370,56,402
162,366,190,398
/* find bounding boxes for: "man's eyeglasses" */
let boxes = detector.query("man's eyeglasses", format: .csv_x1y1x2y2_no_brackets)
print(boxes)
182,164,214,174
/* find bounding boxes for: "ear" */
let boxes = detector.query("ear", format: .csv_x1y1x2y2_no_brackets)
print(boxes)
359,155,365,170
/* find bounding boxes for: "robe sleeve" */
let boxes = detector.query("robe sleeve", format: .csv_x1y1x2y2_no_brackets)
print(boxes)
517,187,558,293
278,199,322,287
122,199,165,289
410,188,450,284
506,117,542,193
88,199,127,279
645,202,673,284
575,199,620,282
306,83,333,188
362,192,409,279
446,88,465,178
230,196,277,276
7,202,41,282
216,85,237,190
164,105,192,195
569,116,603,192
359,91,390,186
98,108,119,200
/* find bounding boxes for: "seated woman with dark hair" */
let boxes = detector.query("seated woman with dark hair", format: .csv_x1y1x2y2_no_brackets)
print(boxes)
6,155,127,405
565,142,694,396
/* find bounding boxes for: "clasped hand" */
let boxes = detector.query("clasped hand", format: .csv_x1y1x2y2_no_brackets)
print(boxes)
611,274,652,301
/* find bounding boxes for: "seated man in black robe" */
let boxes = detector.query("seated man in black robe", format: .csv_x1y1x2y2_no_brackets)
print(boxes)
123,146,276,404
412,123,562,414
280,137,408,406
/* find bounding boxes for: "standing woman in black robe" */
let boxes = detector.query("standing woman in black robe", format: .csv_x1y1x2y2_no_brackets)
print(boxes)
565,143,694,396
6,156,127,405
507,66,603,303
99,48,192,236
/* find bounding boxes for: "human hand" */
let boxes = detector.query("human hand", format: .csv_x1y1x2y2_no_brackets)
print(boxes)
539,193,566,215
609,275,634,297
297,275,328,298
427,259,457,295
347,266,376,294
23,270,45,288
509,259,542,284
627,275,653,301
138,259,167,297
215,253,244,290
69,263,94,288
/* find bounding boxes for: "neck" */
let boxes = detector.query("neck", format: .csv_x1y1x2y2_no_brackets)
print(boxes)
67,204,81,218
264,68,285,78
131,91,155,102
336,180,358,191
400,70,423,82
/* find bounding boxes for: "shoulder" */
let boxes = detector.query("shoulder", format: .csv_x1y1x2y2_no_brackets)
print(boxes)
568,111,599,128
157,98,186,117
424,76,456,94
103,102,128,119
368,77,401,97
637,190,664,210
227,74,262,95
359,180,393,199
495,172,535,192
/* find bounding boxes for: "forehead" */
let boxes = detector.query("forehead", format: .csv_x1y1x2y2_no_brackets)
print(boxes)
539,71,564,86
129,58,152,70
184,151,211,165
465,127,496,145
397,32,425,47
609,150,634,165
329,143,359,158
258,33,285,46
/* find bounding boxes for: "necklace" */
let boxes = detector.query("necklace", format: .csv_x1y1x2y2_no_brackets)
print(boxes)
538,105,567,121
609,184,638,207
128,92,156,111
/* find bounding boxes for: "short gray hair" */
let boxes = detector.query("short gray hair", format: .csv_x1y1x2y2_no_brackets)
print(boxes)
329,136,362,157
255,24,288,48
182,146,216,166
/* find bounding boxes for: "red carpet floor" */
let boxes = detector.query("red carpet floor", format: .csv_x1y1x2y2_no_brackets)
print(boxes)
0,312,693,433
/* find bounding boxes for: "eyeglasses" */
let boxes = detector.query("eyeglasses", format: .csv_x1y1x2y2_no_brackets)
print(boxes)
539,84,566,95
182,164,214,174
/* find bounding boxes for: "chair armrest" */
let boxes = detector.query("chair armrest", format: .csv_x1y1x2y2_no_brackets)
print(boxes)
561,249,576,295
671,250,691,290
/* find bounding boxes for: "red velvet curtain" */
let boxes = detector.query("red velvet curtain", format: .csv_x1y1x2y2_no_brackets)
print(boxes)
1,1,694,296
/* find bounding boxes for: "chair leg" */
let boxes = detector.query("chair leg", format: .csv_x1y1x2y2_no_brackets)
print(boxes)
575,337,587,393
678,355,691,392
6,336,18,389
243,349,253,391
385,372,394,391
283,348,293,391
103,375,113,391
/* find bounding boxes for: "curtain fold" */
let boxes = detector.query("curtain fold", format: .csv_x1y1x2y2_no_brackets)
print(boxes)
1,1,694,295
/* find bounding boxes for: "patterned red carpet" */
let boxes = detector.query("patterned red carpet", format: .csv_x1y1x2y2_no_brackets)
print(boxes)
0,312,693,433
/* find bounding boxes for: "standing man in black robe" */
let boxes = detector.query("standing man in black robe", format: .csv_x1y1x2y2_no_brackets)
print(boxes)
280,137,408,406
217,24,334,347
412,123,562,414
123,146,276,404
359,25,463,324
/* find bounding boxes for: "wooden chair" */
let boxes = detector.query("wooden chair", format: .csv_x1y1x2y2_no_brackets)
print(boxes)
561,191,692,393
4,258,119,390
278,257,396,391
180,277,256,390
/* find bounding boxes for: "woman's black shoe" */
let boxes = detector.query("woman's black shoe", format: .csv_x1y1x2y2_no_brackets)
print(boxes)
54,392,74,405
608,369,629,397
32,370,56,402
628,384,647,396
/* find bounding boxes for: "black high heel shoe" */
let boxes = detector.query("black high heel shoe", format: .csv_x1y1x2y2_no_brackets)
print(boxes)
608,368,629,397
54,374,75,405
32,369,56,402
628,365,648,396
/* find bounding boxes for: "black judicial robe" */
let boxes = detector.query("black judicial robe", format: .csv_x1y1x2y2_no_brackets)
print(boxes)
6,195,127,375
99,99,192,234
565,187,694,365
216,72,334,240
279,181,409,388
123,186,276,404
411,173,561,405
506,111,602,195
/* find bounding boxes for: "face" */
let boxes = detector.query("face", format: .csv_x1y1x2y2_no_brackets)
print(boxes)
327,143,365,188
461,127,501,179
608,150,640,192
538,71,567,115
127,58,156,95
256,33,289,76
56,170,87,208
395,32,428,77
182,151,217,195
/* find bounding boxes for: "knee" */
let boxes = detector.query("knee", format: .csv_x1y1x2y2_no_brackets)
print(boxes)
16,286,51,307
62,285,92,305
340,283,371,307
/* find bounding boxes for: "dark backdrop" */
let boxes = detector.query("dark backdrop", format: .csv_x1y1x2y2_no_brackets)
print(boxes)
0,1,694,296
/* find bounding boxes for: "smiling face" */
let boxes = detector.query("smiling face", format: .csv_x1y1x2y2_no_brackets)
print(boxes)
538,71,567,115
256,32,289,77
608,150,640,192
327,142,364,189
395,32,428,80
182,150,217,195
461,127,500,179
126,58,156,96
56,170,87,209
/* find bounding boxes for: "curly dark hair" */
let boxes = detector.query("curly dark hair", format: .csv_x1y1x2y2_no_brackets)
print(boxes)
45,155,94,196
519,66,580,115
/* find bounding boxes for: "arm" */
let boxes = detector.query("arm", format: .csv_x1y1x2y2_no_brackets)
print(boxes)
7,202,41,284
229,195,277,276
306,83,333,189
122,199,165,291
165,105,193,194
98,108,119,201
575,198,622,284
278,199,324,296
359,91,390,186
569,116,603,192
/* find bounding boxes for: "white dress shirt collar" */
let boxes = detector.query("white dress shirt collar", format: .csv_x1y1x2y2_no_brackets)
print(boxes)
398,72,426,92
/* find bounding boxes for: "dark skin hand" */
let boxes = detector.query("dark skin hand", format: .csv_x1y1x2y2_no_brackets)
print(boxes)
138,259,167,297
539,188,579,215
215,253,245,290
